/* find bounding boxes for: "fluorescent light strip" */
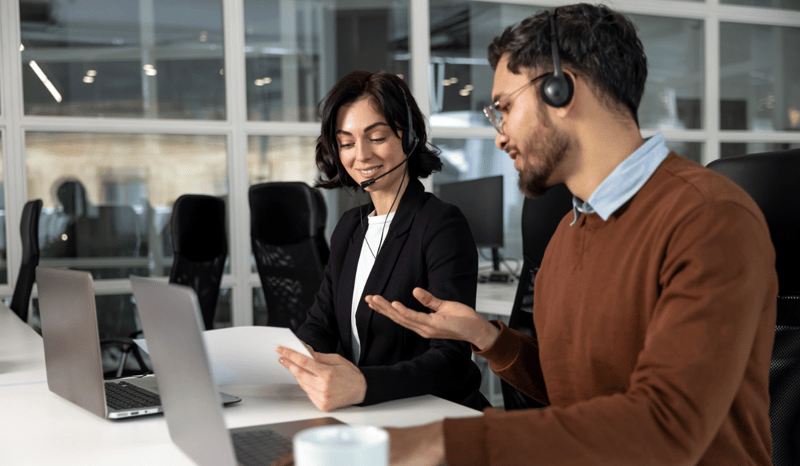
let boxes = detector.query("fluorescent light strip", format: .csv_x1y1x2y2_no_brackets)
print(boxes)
29,60,62,103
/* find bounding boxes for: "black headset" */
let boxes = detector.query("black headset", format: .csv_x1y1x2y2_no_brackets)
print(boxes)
540,10,574,108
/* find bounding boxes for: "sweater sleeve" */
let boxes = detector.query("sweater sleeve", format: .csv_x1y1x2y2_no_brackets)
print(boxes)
443,200,777,466
472,320,548,405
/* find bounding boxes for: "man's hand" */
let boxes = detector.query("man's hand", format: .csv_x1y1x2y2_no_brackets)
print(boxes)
386,421,446,466
276,346,367,411
365,287,500,351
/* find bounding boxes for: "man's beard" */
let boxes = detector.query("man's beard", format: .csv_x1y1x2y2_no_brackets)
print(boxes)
517,124,571,198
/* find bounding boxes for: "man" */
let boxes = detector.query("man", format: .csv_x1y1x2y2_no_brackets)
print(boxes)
365,4,777,465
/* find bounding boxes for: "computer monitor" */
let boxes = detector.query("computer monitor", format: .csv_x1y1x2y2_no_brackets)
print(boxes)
437,175,504,271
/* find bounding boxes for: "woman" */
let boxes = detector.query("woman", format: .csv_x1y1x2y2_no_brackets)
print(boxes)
277,70,488,412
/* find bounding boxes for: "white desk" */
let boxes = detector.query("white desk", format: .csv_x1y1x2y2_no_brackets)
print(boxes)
0,304,481,465
475,281,517,317
0,303,47,387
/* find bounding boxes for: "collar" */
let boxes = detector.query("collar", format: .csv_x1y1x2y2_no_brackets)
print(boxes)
571,133,669,225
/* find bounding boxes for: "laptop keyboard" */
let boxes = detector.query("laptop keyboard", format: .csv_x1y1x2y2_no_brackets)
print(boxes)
232,429,292,466
104,381,162,410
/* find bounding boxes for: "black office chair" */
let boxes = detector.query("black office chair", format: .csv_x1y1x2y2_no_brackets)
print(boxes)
168,194,228,331
501,183,573,411
9,199,43,323
249,182,329,332
106,194,228,379
707,149,800,466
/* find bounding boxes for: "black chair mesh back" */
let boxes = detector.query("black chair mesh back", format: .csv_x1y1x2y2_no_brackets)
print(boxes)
10,199,43,322
502,184,572,410
169,194,228,331
249,182,329,332
707,149,800,466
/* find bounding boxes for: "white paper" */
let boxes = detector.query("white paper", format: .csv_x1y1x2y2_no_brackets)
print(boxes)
134,326,312,386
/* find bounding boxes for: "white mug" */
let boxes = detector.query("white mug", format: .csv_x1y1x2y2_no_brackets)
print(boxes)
293,425,389,466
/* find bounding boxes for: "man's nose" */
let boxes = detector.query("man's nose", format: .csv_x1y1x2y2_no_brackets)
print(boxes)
495,132,509,151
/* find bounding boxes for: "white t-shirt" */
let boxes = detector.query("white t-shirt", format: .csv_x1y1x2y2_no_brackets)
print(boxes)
350,211,395,363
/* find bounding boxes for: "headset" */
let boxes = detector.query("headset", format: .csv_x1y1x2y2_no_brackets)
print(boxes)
329,89,419,189
540,10,574,108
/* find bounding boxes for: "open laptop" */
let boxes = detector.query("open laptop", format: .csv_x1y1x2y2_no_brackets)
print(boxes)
129,276,344,466
36,267,240,420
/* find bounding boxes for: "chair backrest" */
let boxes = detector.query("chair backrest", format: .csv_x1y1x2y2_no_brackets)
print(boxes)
168,194,228,331
249,182,330,332
10,199,43,322
502,184,572,410
706,149,800,466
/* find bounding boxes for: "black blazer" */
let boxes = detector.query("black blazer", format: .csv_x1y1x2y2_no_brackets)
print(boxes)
296,178,487,409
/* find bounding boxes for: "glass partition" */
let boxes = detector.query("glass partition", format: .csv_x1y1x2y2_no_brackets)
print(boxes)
721,142,800,159
244,0,410,121
427,2,705,132
19,0,225,119
26,131,229,279
720,22,800,132
722,0,800,10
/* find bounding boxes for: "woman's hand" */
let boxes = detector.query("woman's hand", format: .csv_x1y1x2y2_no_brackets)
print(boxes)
276,346,367,411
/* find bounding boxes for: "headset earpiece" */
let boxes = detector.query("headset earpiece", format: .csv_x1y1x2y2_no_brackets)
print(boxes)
541,10,574,108
400,90,419,156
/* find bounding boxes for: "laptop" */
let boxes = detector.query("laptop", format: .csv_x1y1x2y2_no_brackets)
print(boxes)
36,267,240,420
129,276,345,466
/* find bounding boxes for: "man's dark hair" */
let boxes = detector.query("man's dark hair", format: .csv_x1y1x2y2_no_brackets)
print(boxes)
488,3,647,125
315,70,442,189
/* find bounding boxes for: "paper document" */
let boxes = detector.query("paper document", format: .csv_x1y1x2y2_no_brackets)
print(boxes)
135,326,311,386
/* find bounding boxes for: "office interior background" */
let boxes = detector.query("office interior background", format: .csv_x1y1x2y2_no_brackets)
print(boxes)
0,0,799,350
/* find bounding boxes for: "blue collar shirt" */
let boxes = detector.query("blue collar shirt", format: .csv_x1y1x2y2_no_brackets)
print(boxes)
571,133,670,225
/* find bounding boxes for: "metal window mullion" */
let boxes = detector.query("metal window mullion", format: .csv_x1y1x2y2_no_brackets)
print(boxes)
222,0,254,326
705,13,721,165
1,0,27,296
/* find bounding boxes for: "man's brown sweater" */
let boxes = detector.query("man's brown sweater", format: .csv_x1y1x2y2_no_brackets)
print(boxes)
445,154,778,465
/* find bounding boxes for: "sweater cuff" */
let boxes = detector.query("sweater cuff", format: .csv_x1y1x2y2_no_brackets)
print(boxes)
471,320,517,369
443,411,490,465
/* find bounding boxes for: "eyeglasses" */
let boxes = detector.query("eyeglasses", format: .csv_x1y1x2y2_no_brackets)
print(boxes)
483,73,548,134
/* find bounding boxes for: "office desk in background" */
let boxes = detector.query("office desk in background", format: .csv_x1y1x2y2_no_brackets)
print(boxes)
476,281,518,317
0,304,481,466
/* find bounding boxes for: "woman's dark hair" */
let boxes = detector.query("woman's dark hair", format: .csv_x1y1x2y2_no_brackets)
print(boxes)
488,3,647,126
315,70,442,189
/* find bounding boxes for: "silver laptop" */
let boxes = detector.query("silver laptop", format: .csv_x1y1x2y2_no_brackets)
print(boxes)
129,276,344,466
36,267,240,420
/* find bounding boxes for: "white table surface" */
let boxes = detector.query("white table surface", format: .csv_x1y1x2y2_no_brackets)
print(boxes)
476,281,518,317
0,303,47,387
0,304,482,465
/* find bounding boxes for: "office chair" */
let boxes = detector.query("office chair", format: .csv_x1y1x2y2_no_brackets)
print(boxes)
249,182,329,332
9,199,43,323
706,149,800,466
106,194,228,379
168,194,228,331
501,183,572,411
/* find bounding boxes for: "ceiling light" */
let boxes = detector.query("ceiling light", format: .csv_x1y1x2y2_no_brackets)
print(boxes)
29,60,62,103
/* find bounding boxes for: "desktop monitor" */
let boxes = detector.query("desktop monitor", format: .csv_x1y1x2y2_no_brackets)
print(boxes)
437,175,504,271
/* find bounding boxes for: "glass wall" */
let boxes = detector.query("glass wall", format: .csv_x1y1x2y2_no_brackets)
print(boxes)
244,0,410,121
27,131,228,279
20,0,226,119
